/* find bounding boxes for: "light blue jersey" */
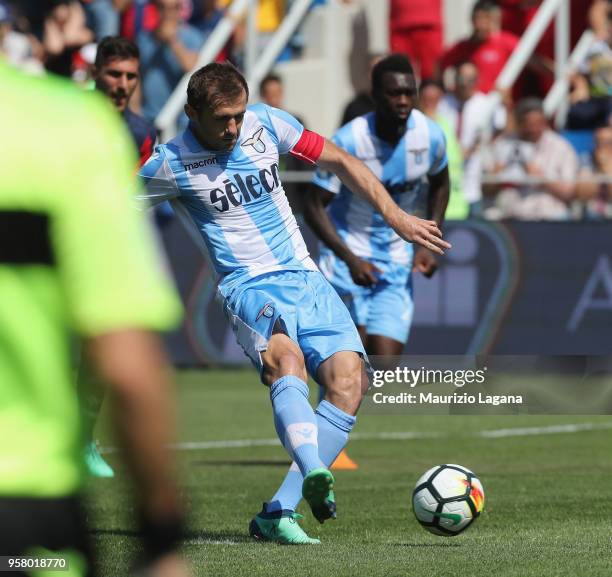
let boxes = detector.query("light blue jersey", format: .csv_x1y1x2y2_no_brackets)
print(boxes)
312,109,448,343
140,103,366,378
140,103,318,298
313,109,447,285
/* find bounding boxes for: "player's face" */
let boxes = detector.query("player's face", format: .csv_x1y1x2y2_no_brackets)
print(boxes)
376,71,417,124
187,90,248,151
95,57,140,112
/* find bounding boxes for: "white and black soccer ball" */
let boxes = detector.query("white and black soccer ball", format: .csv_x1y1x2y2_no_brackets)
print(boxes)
412,464,485,536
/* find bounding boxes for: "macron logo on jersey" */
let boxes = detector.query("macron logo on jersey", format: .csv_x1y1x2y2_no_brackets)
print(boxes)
210,162,281,212
184,156,218,171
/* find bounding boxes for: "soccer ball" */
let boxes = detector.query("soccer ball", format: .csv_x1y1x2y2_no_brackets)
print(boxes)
412,464,485,536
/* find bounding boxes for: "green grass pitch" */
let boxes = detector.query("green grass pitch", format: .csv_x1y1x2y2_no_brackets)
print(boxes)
90,369,612,577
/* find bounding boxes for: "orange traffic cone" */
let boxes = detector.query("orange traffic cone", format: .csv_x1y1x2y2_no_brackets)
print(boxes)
330,449,359,470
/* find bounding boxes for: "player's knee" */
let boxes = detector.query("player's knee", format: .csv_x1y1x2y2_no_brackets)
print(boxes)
261,336,307,385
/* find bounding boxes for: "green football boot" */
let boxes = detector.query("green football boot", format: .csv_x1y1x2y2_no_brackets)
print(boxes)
302,467,336,524
85,441,114,478
249,506,320,545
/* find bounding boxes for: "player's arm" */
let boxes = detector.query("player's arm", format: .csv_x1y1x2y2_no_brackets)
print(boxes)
303,185,381,286
85,330,186,574
315,139,451,255
415,166,450,278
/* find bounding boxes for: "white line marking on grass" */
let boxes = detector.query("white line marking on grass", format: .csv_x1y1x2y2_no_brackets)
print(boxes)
184,539,239,546
351,431,444,441
477,422,612,438
99,423,610,454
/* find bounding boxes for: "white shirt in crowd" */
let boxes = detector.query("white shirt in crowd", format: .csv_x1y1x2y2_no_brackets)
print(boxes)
438,91,507,204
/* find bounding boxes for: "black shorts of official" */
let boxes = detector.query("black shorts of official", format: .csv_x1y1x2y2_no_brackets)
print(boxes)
0,495,95,577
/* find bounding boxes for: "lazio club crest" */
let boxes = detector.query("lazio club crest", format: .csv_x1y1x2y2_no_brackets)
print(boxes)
241,127,266,153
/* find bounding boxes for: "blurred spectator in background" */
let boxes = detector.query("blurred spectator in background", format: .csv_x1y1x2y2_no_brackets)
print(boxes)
43,0,95,77
218,0,285,66
576,124,612,218
438,62,507,215
438,0,518,93
190,0,224,36
484,98,579,220
94,36,157,166
340,53,385,126
256,0,284,41
260,71,285,108
137,0,203,122
498,0,593,97
389,0,443,80
118,0,160,41
0,0,43,73
259,72,309,213
83,0,120,40
566,0,611,129
419,78,469,219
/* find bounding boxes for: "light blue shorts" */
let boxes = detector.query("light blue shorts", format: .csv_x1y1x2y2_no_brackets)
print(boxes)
224,269,367,382
322,258,414,344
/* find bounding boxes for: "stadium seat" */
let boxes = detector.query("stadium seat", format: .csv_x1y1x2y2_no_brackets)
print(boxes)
561,130,595,156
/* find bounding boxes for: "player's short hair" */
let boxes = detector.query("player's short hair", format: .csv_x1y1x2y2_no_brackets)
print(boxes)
472,0,500,15
371,54,415,95
187,62,249,111
515,97,544,120
95,36,139,69
259,73,282,96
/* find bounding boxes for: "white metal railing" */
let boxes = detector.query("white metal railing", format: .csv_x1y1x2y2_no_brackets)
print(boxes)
246,0,314,96
496,0,565,91
481,0,571,130
156,0,252,141
543,30,596,124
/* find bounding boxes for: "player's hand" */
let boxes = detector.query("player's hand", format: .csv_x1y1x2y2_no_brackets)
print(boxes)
347,256,382,286
389,212,450,255
413,247,438,278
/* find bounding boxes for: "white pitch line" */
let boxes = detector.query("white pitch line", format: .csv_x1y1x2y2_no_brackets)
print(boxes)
477,421,612,438
99,423,611,454
184,539,239,546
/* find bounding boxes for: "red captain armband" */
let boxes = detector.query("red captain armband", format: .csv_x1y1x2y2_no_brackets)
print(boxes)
290,129,325,164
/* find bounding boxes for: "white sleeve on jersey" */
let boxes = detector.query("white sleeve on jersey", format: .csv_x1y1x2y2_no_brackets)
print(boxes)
137,145,180,208
262,104,304,155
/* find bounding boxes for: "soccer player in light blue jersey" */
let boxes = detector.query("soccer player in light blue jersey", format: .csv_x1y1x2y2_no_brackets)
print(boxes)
140,62,450,544
305,54,450,357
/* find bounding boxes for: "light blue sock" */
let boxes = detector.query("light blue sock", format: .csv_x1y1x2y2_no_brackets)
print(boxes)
270,375,323,478
267,399,356,512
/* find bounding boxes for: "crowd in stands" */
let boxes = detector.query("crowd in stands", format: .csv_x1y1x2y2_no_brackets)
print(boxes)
0,0,609,220
385,0,611,220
